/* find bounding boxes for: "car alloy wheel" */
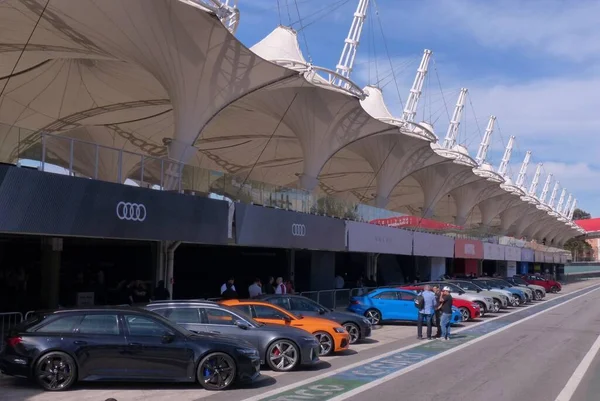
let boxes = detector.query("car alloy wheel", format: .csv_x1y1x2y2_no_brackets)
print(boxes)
267,340,299,372
492,299,500,312
365,309,381,325
459,307,471,322
551,286,559,293
535,290,543,300
35,351,77,391
474,301,486,315
343,322,360,344
314,331,334,356
511,295,520,306
197,352,236,390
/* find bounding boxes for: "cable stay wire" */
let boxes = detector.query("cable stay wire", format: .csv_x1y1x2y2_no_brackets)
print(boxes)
292,0,312,61
276,0,282,25
0,0,50,102
372,0,404,111
290,0,351,31
236,83,304,197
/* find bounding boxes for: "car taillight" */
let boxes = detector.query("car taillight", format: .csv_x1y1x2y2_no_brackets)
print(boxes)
350,300,360,305
6,337,22,347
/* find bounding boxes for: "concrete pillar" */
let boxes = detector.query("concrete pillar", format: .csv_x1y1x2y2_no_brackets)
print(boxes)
310,251,335,291
287,249,296,283
41,238,62,309
430,257,446,280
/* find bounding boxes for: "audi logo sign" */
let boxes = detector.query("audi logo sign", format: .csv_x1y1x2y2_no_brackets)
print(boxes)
291,223,306,236
116,202,147,222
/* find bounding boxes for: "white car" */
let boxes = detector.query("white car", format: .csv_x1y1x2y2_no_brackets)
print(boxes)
506,276,546,300
424,282,494,315
447,280,510,311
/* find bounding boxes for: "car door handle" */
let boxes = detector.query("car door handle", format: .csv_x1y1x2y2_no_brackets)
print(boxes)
209,331,220,334
129,342,143,347
73,340,87,345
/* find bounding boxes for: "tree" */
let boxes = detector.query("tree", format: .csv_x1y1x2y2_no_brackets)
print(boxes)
564,208,592,261
573,208,591,220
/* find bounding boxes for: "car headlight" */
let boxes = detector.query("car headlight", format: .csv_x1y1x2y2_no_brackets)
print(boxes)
362,318,371,325
485,298,493,302
302,336,318,343
471,303,479,309
236,348,259,357
334,327,347,334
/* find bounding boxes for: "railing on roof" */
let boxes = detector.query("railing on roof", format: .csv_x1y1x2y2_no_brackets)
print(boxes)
5,130,568,249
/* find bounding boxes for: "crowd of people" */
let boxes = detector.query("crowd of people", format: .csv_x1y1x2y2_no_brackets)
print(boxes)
415,284,453,341
219,276,295,299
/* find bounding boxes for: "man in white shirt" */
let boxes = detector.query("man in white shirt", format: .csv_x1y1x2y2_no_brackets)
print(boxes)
248,278,262,298
220,277,236,294
275,277,287,294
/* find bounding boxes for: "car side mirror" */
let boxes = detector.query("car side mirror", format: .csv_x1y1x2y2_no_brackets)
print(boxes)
282,315,291,323
318,308,326,315
161,333,175,344
234,320,250,330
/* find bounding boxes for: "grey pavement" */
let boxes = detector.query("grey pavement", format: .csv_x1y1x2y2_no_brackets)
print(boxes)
344,281,600,401
570,335,600,401
1,279,598,401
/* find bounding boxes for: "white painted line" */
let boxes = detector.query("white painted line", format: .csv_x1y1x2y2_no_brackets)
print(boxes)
239,283,600,401
554,332,600,401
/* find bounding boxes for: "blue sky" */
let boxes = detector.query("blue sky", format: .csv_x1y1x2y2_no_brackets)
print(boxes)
235,0,600,217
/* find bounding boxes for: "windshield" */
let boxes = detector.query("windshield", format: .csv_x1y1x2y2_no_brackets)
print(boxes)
511,277,528,285
451,281,482,291
492,279,513,287
478,280,503,289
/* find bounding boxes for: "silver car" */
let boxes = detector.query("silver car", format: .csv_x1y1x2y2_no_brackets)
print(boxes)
422,282,494,315
446,280,509,311
505,276,546,300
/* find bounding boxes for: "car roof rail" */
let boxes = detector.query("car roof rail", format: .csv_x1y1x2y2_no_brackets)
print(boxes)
146,299,219,305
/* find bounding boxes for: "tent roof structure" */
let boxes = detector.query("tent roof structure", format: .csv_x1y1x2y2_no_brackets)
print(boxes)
0,0,583,246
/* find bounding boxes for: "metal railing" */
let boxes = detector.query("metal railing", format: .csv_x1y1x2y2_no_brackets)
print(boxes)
4,127,572,249
0,312,23,352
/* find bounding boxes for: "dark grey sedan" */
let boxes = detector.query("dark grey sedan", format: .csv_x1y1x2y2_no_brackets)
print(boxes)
258,294,372,344
145,300,321,372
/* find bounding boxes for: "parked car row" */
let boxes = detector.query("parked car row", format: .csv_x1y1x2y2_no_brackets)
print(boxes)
0,295,372,392
346,288,464,325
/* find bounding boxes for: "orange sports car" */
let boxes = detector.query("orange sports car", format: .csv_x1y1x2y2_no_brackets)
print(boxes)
220,299,350,356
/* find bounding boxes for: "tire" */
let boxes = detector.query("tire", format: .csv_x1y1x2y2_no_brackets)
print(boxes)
343,322,360,344
492,299,501,312
511,295,520,306
550,286,559,293
314,331,335,356
474,301,486,315
197,352,237,391
266,339,300,372
365,309,381,326
34,351,77,391
535,290,543,300
458,307,471,322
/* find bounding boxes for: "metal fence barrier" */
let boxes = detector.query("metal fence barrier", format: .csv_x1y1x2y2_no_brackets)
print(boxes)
0,312,23,352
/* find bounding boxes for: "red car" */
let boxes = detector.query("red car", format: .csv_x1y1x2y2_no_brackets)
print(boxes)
518,274,562,293
400,285,481,321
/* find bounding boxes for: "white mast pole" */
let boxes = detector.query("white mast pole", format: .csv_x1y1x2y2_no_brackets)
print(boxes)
475,116,496,165
568,199,577,220
442,88,468,149
497,136,515,178
539,174,553,204
333,0,369,87
528,163,543,196
515,151,531,189
401,49,433,122
563,194,573,216
556,189,566,214
548,182,560,208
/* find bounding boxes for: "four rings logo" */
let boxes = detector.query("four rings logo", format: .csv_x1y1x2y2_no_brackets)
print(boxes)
291,224,306,237
116,202,147,222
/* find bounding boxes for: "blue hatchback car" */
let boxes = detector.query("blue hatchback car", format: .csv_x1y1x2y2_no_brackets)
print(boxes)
348,288,463,326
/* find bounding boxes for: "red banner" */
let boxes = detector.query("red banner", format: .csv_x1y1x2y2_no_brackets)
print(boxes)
455,238,484,259
370,216,462,231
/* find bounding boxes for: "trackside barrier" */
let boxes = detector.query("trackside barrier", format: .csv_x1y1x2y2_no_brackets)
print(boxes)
0,312,23,352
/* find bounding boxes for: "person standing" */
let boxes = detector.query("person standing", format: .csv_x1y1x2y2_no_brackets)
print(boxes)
416,285,436,340
432,285,442,338
248,278,262,298
220,277,235,295
275,277,287,294
438,286,454,340
264,277,275,294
